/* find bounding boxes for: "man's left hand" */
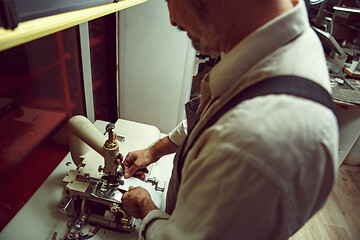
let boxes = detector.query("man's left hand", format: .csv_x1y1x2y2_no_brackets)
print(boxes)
121,186,158,219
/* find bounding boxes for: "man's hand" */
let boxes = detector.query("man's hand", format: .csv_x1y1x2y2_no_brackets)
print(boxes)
123,149,155,179
121,186,158,219
123,136,179,179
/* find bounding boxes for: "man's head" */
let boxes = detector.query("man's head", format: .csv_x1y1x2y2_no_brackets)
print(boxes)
166,0,294,56
166,0,221,57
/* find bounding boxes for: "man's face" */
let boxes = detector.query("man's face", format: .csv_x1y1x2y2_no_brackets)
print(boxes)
166,0,221,56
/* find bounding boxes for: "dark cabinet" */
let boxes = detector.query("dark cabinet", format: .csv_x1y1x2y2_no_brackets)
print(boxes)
0,13,117,231
0,0,114,29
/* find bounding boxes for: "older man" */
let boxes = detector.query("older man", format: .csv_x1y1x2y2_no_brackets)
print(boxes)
121,0,339,239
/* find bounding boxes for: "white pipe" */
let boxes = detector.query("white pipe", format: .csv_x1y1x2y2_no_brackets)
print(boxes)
68,115,106,166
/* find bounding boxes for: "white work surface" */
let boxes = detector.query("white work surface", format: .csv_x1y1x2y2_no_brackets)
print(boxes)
0,119,174,240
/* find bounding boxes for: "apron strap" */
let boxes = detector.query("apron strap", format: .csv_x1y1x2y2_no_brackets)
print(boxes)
165,75,336,214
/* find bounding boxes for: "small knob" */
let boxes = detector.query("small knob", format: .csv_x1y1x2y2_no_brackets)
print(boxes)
106,123,115,132
84,173,90,180
110,203,119,212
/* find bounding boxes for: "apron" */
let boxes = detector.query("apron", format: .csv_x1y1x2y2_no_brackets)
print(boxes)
165,96,201,214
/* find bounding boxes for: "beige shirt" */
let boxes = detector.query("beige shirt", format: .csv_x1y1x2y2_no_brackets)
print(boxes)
139,0,339,239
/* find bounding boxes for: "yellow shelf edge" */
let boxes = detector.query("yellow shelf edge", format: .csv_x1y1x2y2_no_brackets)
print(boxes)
0,0,147,52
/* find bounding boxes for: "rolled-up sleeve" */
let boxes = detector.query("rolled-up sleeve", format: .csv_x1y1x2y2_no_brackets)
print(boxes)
168,120,188,145
139,210,170,240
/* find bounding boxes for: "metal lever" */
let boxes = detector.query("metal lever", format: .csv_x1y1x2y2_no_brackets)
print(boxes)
147,177,165,192
58,196,73,212
324,17,333,36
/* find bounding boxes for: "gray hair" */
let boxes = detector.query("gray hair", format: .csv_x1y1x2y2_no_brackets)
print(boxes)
182,0,219,45
182,0,208,19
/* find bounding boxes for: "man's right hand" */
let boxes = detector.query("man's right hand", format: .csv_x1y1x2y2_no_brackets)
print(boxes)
123,136,179,179
123,148,155,179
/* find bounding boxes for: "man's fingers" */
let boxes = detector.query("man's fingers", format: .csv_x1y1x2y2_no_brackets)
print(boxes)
126,167,148,180
123,153,133,166
124,171,131,179
125,164,139,179
135,167,148,174
123,151,149,179
133,172,146,180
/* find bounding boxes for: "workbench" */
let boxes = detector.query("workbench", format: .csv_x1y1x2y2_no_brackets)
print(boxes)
0,119,174,240
331,76,360,165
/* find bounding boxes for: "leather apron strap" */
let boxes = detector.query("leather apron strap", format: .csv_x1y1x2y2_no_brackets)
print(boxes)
165,75,336,214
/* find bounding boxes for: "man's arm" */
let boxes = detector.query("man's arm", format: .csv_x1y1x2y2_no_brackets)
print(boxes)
151,136,179,160
124,136,179,179
124,119,187,179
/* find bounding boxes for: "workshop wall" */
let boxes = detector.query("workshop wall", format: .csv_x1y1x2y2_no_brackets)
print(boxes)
119,0,195,134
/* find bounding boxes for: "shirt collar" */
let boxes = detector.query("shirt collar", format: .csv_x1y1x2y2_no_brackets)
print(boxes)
209,0,308,98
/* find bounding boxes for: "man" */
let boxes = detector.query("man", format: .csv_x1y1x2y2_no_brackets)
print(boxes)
121,0,339,239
